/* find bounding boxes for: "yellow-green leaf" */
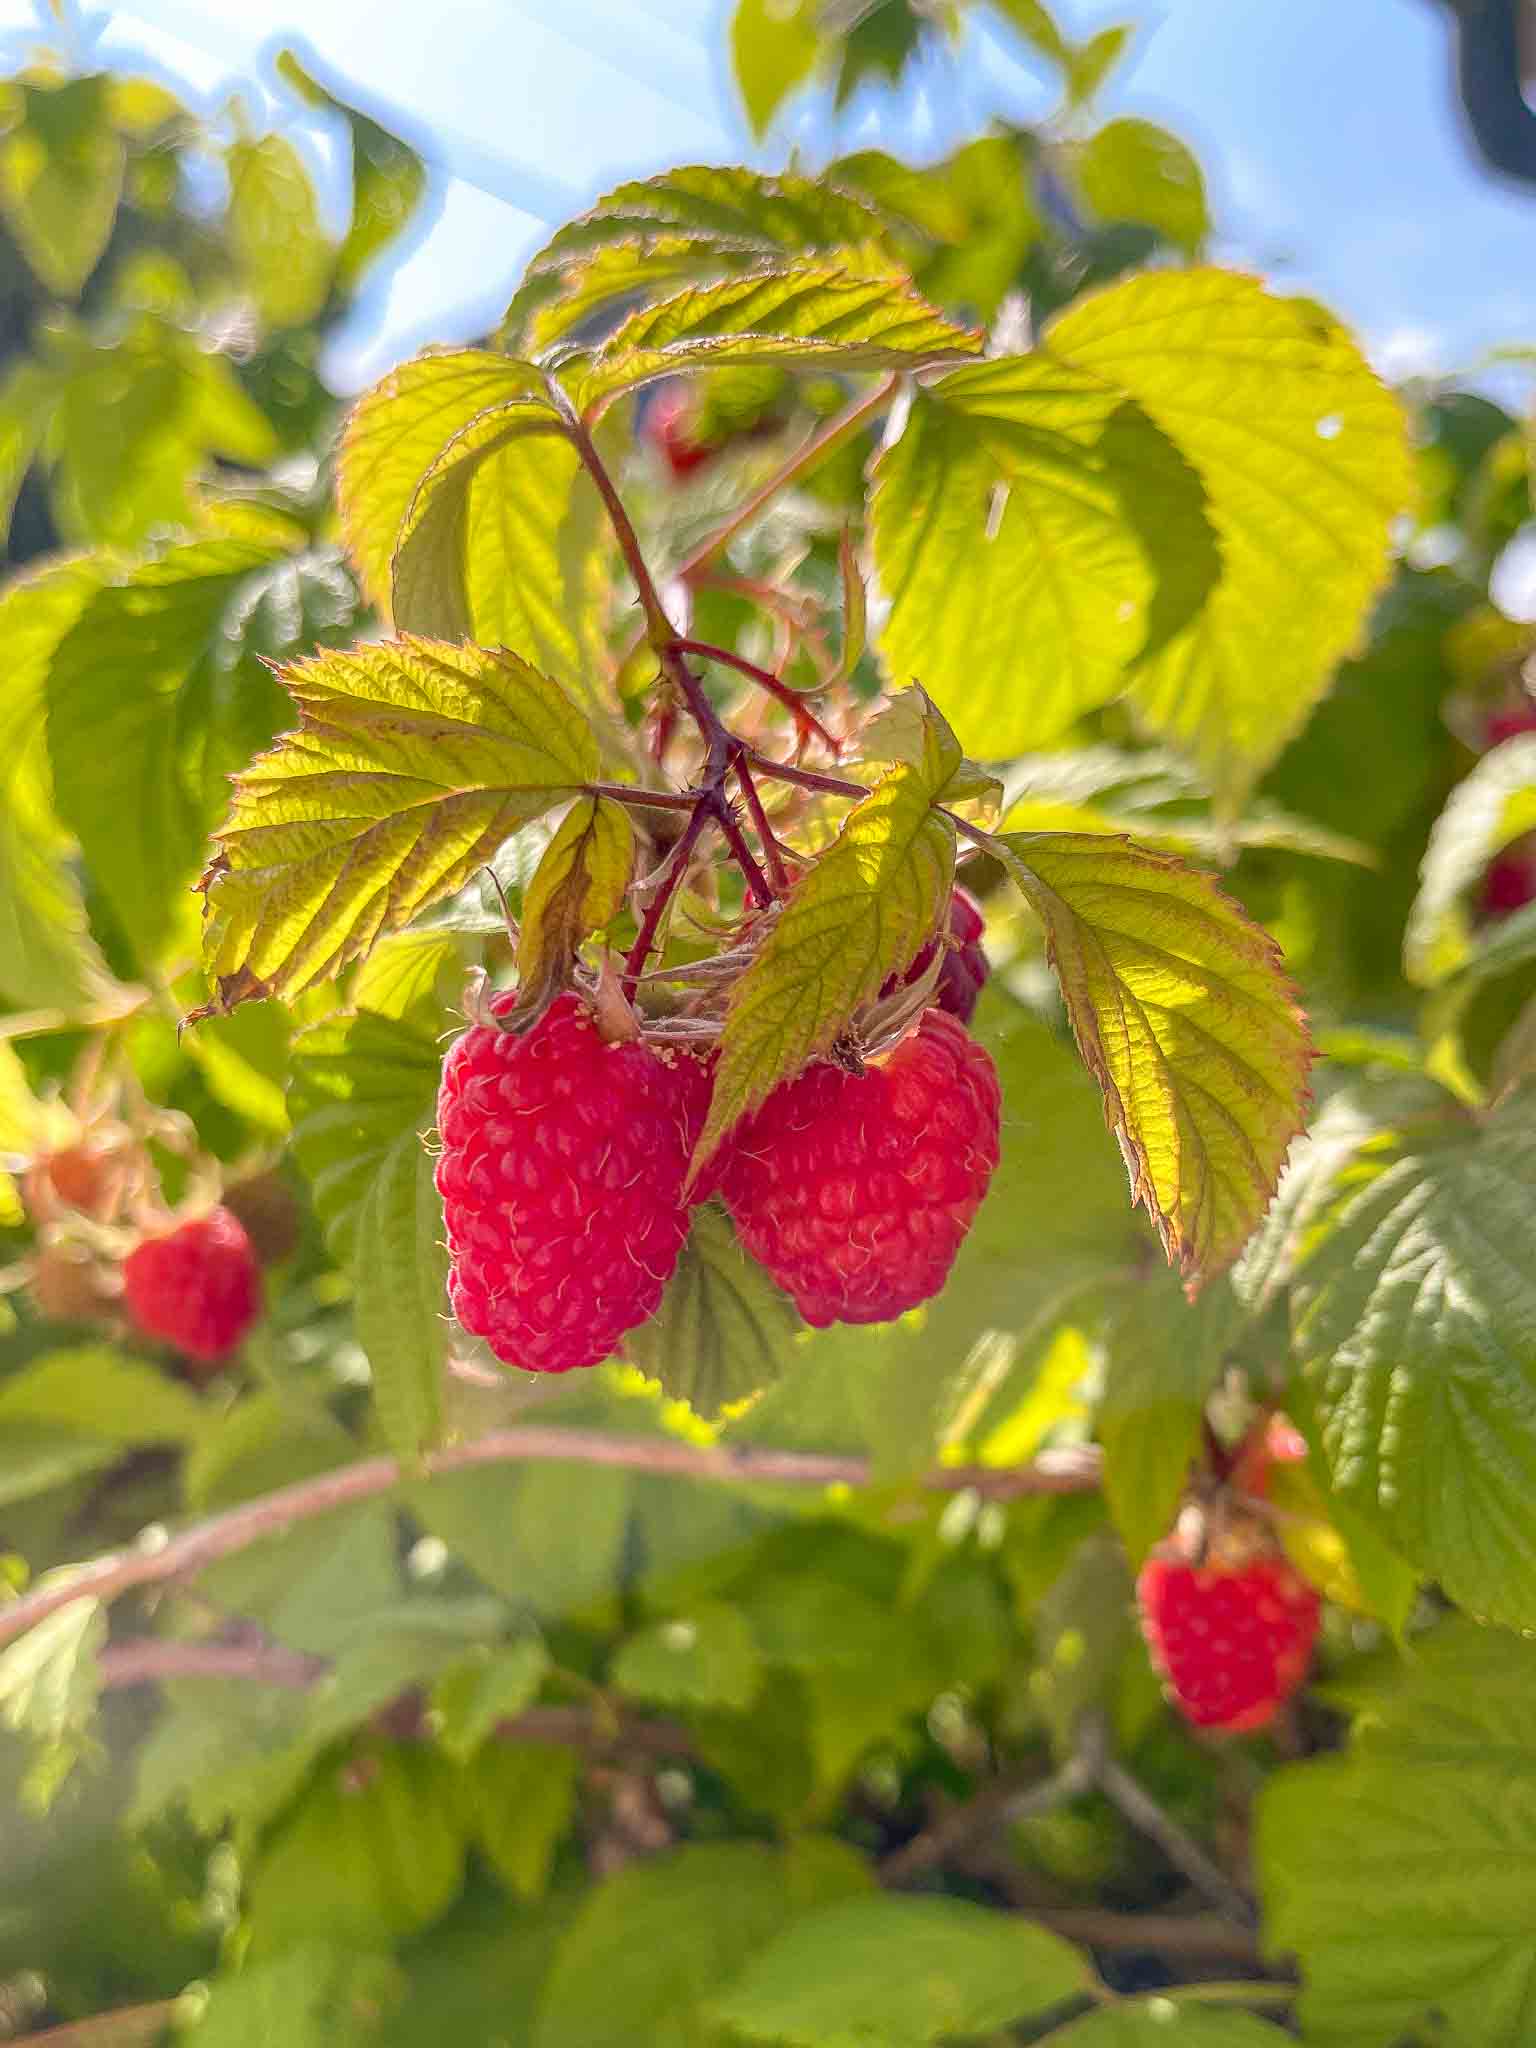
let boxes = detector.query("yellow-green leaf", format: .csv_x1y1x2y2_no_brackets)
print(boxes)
226,134,333,329
336,349,555,618
989,829,1313,1284
732,0,823,137
692,706,958,1177
197,636,597,1011
1047,268,1412,802
0,77,123,296
516,795,633,1001
570,261,980,414
274,50,427,296
1072,118,1210,253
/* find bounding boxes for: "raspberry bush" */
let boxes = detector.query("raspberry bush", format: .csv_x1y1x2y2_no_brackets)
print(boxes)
0,7,1533,2045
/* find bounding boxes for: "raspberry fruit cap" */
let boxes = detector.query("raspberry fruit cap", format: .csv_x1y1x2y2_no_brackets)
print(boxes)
121,1205,262,1370
1136,1551,1321,1734
435,991,711,1373
718,1008,1000,1328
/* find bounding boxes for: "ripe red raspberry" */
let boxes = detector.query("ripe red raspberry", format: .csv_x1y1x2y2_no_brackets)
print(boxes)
885,887,989,1024
435,992,711,1373
1136,1553,1320,1734
121,1206,261,1370
645,383,717,480
718,1009,1000,1327
1479,847,1536,918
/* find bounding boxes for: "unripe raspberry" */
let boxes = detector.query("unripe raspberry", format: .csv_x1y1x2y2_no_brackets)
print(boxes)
121,1206,261,1371
29,1242,119,1325
886,887,989,1024
1136,1552,1320,1734
434,992,711,1373
1229,1412,1308,1498
24,1137,132,1224
718,1009,1000,1327
645,383,717,480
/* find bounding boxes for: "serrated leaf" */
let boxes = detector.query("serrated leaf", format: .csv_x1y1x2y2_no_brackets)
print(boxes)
570,262,979,413
0,77,123,295
872,360,1207,753
1098,1273,1241,1563
0,555,116,1008
1293,1096,1536,1629
352,1134,446,1463
197,636,597,1009
389,397,612,700
0,1599,103,1749
226,134,333,329
732,0,823,136
411,1461,631,1617
534,1840,864,2048
431,1638,551,1761
275,51,427,295
612,1601,762,1710
989,830,1313,1284
1404,731,1536,985
47,538,285,967
515,795,633,1000
289,1009,441,1258
247,1742,465,1953
501,164,901,348
337,350,554,619
692,725,957,1177
1047,269,1413,801
1073,118,1210,253
302,1600,507,1748
710,1893,1090,2047
470,1742,578,1902
625,1204,800,1419
1258,1623,1536,2046
0,1347,208,1446
1042,2007,1289,2045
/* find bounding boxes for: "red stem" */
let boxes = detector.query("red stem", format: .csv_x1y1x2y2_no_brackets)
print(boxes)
667,638,840,754
734,754,789,892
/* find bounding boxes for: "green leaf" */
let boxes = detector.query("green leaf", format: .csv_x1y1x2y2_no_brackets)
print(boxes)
625,1204,801,1420
411,1462,631,1617
131,1675,318,1838
388,397,613,703
692,704,959,1176
336,350,555,620
0,1347,208,1446
192,1944,402,2048
1047,269,1413,802
47,538,286,966
515,795,633,1001
302,1601,508,1748
732,0,823,137
1030,1530,1135,1753
226,134,333,328
275,51,428,295
289,1009,442,1258
1067,25,1133,104
1258,1623,1536,2047
1293,1095,1536,1628
0,356,58,547
469,1742,578,1901
197,636,597,1010
710,1893,1090,2046
612,1601,762,1710
988,830,1313,1284
353,1137,446,1464
501,164,901,350
1073,118,1210,253
1098,1273,1241,1563
1404,731,1536,985
569,262,979,413
871,360,1200,753
533,1840,864,2048
0,1599,103,1752
988,0,1074,69
247,1741,466,1952
0,77,123,295
1041,2007,1289,2045
431,1638,551,1761
0,556,116,1008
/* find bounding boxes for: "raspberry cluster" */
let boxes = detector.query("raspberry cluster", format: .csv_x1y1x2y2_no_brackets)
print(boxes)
432,894,999,1373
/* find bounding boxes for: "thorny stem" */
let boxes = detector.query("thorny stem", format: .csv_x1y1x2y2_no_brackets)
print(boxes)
0,1430,1101,1652
622,803,713,992
585,781,698,814
665,639,841,754
733,753,789,892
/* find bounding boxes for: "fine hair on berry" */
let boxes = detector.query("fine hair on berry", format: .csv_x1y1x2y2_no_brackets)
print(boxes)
121,1206,262,1371
718,1008,1000,1327
435,991,711,1373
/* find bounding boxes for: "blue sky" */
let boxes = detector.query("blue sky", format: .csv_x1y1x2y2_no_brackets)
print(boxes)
12,0,1536,389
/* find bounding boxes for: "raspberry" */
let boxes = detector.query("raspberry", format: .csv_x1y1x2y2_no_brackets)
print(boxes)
121,1206,261,1370
718,1009,1000,1327
434,992,711,1373
1136,1553,1320,1734
1486,704,1536,747
1479,847,1536,918
890,887,990,1024
646,383,717,480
